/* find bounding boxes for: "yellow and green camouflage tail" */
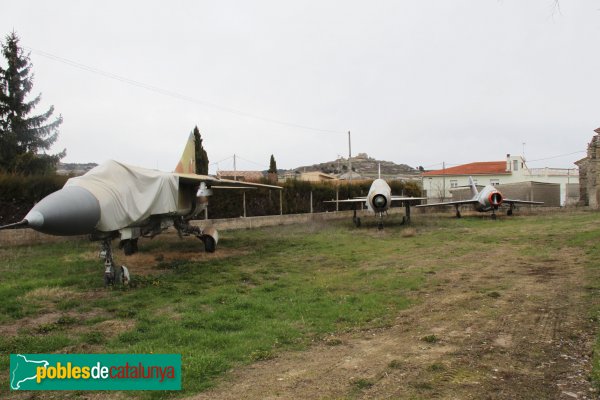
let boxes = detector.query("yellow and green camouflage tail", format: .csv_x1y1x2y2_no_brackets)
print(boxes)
174,132,196,174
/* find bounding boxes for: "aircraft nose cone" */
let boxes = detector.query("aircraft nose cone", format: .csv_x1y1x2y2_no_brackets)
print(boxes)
25,186,101,235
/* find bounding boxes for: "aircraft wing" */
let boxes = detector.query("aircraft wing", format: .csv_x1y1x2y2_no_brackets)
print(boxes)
503,199,544,205
416,199,479,207
390,196,427,202
175,173,282,190
324,198,367,204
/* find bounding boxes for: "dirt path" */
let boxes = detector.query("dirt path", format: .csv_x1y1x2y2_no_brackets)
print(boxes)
189,247,598,399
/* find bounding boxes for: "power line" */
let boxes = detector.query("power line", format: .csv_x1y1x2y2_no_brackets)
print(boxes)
209,155,233,166
236,155,269,169
26,46,346,135
526,150,586,163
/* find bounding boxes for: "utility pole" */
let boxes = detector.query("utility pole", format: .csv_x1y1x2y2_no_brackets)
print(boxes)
348,131,352,182
233,154,237,181
442,161,446,201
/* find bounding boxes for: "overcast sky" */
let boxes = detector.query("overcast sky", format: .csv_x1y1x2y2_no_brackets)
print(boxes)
2,1,598,173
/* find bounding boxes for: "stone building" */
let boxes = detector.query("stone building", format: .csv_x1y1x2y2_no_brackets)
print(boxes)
575,128,600,207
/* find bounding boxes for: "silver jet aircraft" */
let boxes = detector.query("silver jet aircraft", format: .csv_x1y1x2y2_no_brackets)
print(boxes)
416,176,543,219
325,170,425,229
0,133,281,285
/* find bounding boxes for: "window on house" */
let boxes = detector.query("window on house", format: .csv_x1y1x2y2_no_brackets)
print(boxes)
490,179,500,186
450,180,458,188
513,160,519,171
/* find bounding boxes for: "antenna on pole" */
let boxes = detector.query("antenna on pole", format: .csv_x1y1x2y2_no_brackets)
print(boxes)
233,154,237,181
347,131,352,182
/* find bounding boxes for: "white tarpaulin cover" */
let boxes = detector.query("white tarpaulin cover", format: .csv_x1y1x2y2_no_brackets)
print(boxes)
65,160,179,231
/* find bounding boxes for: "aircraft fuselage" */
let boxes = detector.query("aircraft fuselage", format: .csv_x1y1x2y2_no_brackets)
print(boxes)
366,178,392,213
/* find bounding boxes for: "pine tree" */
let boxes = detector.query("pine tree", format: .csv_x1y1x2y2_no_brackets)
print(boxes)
192,126,209,175
268,154,277,174
0,32,64,174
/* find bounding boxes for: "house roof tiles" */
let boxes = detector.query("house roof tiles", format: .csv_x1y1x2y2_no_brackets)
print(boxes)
422,161,509,176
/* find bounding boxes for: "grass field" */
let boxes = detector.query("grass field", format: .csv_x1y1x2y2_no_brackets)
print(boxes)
1,210,599,399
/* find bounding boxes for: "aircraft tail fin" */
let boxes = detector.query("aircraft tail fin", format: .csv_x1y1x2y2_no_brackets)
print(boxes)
468,176,478,197
174,132,196,174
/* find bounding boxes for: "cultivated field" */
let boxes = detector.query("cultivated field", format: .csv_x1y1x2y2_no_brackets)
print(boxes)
1,211,599,399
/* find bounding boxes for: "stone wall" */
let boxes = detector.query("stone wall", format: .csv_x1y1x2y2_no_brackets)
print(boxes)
575,129,600,208
0,208,406,247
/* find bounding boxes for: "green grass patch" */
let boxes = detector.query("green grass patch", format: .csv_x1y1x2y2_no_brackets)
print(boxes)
2,211,600,397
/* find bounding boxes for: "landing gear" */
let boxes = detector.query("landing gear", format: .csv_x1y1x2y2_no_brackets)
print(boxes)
174,219,219,253
120,238,138,256
455,205,462,218
377,212,384,230
507,204,514,216
402,202,412,225
101,239,130,286
491,206,498,220
352,209,361,227
201,230,217,253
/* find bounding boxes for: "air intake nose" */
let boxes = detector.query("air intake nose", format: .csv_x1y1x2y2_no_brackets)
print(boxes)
24,186,101,235
372,194,387,210
489,192,503,206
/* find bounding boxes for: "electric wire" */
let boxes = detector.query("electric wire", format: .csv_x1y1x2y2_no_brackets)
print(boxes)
25,46,346,135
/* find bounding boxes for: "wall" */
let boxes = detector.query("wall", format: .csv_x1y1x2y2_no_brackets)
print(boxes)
0,208,406,247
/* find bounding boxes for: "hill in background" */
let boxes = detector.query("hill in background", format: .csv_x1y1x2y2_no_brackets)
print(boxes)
292,153,420,179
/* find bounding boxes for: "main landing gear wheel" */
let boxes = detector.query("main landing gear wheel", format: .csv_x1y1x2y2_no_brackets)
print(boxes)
121,238,139,256
456,210,462,218
202,235,216,253
491,213,497,220
507,208,513,216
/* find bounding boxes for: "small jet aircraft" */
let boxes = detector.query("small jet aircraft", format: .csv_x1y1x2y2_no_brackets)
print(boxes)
325,168,426,229
416,176,543,219
0,133,281,285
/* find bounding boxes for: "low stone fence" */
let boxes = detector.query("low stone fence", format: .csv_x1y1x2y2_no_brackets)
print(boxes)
1,206,576,247
0,209,405,247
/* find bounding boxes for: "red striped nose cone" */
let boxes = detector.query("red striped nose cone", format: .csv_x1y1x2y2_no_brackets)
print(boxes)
489,192,503,206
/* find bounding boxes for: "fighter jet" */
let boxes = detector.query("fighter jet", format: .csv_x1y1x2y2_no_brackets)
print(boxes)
0,133,281,285
325,168,426,229
416,176,543,219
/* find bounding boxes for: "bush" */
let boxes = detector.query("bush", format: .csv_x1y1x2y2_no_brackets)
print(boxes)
0,172,68,223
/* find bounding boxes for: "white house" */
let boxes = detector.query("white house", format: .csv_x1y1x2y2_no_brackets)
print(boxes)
422,154,578,205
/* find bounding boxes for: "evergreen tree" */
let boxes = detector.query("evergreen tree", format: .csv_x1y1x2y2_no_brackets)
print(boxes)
0,32,64,174
192,126,208,175
268,154,277,174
